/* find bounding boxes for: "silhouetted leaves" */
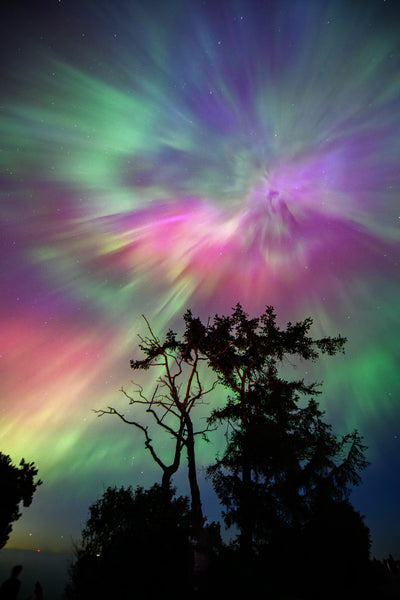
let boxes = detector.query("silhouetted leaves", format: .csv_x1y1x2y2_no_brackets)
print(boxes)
0,452,42,548
65,483,193,599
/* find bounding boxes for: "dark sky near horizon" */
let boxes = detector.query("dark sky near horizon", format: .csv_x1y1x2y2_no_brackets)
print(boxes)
1,0,399,560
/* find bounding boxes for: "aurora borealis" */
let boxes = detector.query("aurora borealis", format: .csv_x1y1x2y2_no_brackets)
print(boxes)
1,0,399,558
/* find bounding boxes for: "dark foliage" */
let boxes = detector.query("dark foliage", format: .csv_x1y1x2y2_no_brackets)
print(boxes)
64,483,215,599
299,500,372,596
190,305,371,594
0,452,42,548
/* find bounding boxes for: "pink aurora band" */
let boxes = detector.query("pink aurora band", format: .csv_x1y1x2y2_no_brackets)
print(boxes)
103,147,395,313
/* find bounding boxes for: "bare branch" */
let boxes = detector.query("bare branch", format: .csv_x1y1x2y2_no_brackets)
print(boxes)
146,408,183,438
94,406,181,478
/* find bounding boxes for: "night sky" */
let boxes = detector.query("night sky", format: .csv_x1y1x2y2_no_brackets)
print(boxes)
1,0,399,560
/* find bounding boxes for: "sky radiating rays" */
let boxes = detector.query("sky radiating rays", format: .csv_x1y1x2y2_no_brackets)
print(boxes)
0,0,399,557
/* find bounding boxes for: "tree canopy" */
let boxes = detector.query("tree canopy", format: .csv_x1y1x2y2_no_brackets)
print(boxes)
65,483,201,598
0,452,42,548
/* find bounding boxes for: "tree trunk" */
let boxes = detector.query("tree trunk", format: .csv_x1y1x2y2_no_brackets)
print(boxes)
184,415,204,534
239,432,253,559
160,422,185,491
161,465,176,490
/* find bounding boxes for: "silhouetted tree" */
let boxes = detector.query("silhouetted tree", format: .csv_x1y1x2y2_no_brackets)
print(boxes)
182,304,370,591
0,452,42,548
97,316,218,534
178,305,355,550
65,483,193,599
207,390,368,557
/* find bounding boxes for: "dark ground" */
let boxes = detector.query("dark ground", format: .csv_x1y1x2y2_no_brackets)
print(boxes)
1,547,399,599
